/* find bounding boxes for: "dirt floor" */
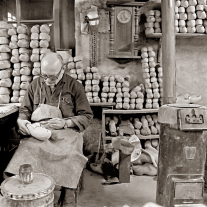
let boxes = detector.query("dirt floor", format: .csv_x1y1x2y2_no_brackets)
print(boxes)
1,169,207,207
54,169,157,207
54,169,207,207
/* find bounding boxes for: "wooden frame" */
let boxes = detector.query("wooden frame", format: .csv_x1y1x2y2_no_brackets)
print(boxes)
102,109,160,150
107,2,143,59
114,6,135,57
7,0,60,51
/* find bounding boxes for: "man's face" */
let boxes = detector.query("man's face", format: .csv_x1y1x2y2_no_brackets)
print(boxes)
41,54,63,86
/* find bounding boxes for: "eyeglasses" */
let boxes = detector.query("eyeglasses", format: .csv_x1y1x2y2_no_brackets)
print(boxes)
40,67,63,81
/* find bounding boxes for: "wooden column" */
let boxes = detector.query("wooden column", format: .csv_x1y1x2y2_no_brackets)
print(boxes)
161,0,176,104
60,0,75,54
16,0,21,26
156,1,176,205
53,0,60,51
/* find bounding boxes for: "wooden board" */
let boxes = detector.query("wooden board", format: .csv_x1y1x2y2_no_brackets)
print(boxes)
177,33,207,38
103,109,159,114
20,19,54,23
90,103,116,107
146,33,207,39
119,150,131,183
107,55,141,59
104,135,159,141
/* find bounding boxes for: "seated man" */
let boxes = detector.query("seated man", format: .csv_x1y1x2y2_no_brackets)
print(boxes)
4,52,93,206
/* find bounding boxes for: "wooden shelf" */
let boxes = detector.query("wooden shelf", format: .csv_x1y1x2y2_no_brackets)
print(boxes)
20,19,54,23
102,108,159,150
103,109,159,114
0,103,21,107
107,55,141,59
104,134,159,141
8,103,114,107
146,33,207,39
90,103,116,107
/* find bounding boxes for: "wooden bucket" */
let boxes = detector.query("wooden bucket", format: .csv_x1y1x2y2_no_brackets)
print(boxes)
0,173,55,207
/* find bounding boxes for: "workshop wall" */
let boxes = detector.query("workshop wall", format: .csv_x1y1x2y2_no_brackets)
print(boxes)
75,0,158,90
175,38,207,106
75,0,159,153
74,0,207,153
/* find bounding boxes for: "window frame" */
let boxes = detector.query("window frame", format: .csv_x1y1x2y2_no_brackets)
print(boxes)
7,0,60,51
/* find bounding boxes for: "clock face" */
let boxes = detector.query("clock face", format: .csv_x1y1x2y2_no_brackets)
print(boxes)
117,9,131,23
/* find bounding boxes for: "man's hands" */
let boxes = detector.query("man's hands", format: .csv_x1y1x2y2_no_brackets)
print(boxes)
64,119,76,128
45,118,76,129
46,118,66,130
17,118,77,136
17,119,31,135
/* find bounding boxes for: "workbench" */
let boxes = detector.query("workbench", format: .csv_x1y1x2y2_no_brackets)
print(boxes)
0,103,20,184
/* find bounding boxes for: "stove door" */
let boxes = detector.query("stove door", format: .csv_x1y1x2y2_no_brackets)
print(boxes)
174,182,203,200
165,175,204,207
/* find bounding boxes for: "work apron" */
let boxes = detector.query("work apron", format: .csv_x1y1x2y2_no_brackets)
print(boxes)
4,83,88,188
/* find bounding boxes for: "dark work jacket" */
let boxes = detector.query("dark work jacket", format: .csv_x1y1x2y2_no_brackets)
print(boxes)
18,74,93,132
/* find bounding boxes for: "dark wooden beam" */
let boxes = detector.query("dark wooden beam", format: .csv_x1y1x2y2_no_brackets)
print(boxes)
161,0,176,104
59,0,75,56
53,0,60,51
106,0,145,6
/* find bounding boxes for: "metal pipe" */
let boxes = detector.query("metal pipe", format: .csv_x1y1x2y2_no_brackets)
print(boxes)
161,0,176,104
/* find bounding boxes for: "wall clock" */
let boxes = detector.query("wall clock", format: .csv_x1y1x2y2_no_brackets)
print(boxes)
117,9,131,23
106,1,144,58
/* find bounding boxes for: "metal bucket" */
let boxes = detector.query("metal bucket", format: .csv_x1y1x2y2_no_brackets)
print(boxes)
0,173,55,207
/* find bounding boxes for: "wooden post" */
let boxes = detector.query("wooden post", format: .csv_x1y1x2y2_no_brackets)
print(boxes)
59,0,75,53
119,150,131,183
156,1,176,205
161,0,176,104
53,0,60,51
16,0,21,26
